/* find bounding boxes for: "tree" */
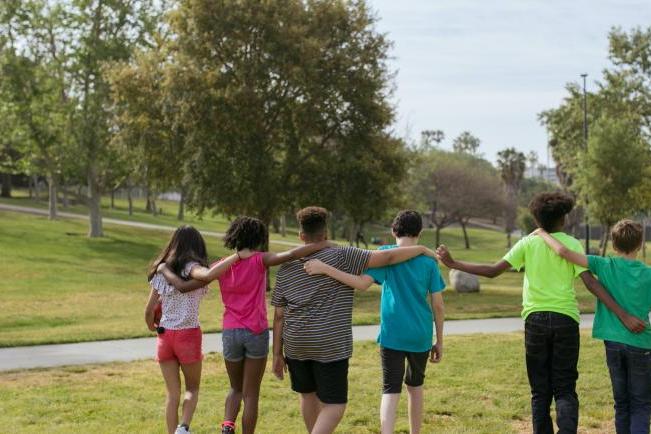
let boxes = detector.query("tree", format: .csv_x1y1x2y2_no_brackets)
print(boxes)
452,131,481,155
420,129,445,150
167,0,400,229
497,148,526,247
526,151,539,178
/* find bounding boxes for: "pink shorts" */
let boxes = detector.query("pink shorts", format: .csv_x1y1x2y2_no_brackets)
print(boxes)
156,327,203,365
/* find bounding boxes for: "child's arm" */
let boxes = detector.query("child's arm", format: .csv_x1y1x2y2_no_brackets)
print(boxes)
430,292,444,363
144,288,159,332
303,259,375,291
535,229,588,268
188,254,240,281
158,264,208,293
272,307,287,380
367,245,435,268
435,244,510,278
262,240,335,267
579,271,646,333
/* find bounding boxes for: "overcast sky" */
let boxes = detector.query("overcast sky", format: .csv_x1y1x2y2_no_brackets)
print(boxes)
368,0,651,164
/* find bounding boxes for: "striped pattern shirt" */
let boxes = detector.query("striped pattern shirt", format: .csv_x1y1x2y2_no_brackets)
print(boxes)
272,246,371,363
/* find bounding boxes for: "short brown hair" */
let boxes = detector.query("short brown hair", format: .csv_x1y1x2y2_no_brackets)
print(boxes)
296,206,328,237
611,219,643,254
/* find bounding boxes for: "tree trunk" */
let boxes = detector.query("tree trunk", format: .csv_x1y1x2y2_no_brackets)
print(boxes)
271,218,280,234
47,174,58,220
126,179,133,216
28,176,33,199
110,189,115,209
348,221,356,246
145,186,153,213
177,188,185,221
61,178,69,208
435,226,441,247
88,164,103,237
642,218,647,262
600,226,611,257
329,212,337,241
1,173,11,198
460,220,470,249
280,214,286,237
506,231,512,248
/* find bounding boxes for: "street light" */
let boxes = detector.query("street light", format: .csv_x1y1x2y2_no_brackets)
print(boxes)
581,73,590,253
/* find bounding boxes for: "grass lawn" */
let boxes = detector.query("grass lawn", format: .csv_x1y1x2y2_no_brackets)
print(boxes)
1,210,602,347
0,332,616,433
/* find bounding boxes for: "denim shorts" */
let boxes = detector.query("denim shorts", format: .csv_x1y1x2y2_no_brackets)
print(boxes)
222,328,269,362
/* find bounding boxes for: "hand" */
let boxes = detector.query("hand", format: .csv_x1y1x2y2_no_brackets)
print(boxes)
620,313,646,334
304,259,329,275
435,245,455,267
423,247,438,260
430,342,443,363
272,354,287,380
156,262,168,273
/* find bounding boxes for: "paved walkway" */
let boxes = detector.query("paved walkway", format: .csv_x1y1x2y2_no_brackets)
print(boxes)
0,203,301,247
0,315,595,372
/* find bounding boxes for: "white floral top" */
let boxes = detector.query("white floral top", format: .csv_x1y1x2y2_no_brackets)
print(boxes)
149,261,208,330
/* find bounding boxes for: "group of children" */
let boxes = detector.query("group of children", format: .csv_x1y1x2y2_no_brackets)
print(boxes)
145,193,651,434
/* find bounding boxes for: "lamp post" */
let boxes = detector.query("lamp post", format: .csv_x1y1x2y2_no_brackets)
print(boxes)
581,73,590,253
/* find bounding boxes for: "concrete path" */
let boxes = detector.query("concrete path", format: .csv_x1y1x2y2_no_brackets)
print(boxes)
0,315,595,372
0,203,301,247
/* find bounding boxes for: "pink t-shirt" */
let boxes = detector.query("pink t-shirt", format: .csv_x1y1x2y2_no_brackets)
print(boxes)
217,252,268,334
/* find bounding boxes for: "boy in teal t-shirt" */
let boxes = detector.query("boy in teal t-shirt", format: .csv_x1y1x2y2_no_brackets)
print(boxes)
304,210,445,434
436,192,643,434
537,219,650,434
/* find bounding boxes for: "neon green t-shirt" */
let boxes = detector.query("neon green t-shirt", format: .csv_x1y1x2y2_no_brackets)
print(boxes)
503,233,587,323
588,255,651,349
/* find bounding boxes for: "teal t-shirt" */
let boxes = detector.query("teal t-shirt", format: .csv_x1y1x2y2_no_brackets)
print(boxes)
588,255,651,349
365,245,446,353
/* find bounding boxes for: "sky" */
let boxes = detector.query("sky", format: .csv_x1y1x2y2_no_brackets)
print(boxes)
368,0,651,164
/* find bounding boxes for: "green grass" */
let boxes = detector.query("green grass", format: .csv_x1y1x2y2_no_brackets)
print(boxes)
0,332,616,433
1,209,604,347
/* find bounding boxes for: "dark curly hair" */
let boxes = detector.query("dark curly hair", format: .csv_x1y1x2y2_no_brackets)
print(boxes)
223,216,268,251
391,210,423,238
528,192,575,232
296,206,328,238
148,225,208,280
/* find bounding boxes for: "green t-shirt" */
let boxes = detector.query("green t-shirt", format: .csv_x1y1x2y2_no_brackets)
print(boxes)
588,255,651,349
503,233,587,323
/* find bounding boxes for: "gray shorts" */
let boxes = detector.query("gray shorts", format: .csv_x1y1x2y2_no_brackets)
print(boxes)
222,328,269,362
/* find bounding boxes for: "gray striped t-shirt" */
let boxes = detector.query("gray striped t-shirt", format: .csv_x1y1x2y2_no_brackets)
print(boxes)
272,246,371,363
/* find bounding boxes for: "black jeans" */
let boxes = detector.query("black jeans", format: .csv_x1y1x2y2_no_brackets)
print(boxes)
525,311,580,434
605,341,651,434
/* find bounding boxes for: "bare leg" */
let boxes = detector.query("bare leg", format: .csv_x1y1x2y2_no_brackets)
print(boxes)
406,385,423,434
380,393,401,434
160,360,181,434
179,361,202,428
311,403,346,434
241,356,267,434
224,359,244,425
300,392,322,432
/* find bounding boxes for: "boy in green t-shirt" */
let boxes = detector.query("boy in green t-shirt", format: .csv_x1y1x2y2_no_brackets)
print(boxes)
435,192,644,434
536,219,651,434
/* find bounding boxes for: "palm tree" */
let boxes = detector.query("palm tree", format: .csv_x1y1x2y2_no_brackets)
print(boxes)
497,148,526,247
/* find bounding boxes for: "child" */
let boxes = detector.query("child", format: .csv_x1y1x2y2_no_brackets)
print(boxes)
160,216,332,434
536,220,650,434
435,192,644,434
304,210,445,434
145,225,239,434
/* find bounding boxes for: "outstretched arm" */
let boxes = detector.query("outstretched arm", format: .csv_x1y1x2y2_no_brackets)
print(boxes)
304,259,375,291
535,229,588,268
189,254,240,282
367,245,435,268
435,245,510,278
580,271,645,333
263,240,335,267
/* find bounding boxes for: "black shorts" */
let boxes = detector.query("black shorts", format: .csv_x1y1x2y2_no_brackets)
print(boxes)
285,357,349,404
381,347,430,394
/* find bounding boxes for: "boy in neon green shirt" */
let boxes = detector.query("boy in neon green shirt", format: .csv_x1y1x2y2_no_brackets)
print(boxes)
436,192,644,434
536,219,651,434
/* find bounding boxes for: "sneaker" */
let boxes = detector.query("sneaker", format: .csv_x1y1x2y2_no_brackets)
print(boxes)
175,425,191,434
221,423,235,434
